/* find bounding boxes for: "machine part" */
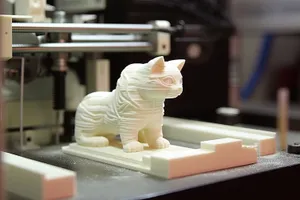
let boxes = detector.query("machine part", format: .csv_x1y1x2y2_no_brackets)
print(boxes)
52,70,65,143
3,152,76,200
5,56,47,84
14,0,46,22
0,11,5,200
55,0,106,13
54,110,62,144
240,102,300,131
4,100,62,142
172,24,216,63
51,11,69,145
287,143,300,154
12,32,39,45
71,34,143,42
148,20,171,55
65,69,85,110
53,10,67,23
6,129,52,150
12,22,172,34
52,71,66,109
0,15,12,61
277,88,289,151
3,0,14,15
63,69,85,143
85,58,110,94
18,57,25,149
12,42,153,53
216,107,240,125
50,47,68,71
62,68,86,142
11,58,44,150
61,111,76,142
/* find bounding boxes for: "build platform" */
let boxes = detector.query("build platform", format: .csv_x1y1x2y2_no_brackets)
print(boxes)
61,117,277,179
11,138,300,199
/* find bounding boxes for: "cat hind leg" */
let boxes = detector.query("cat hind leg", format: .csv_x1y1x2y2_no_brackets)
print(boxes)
144,128,170,149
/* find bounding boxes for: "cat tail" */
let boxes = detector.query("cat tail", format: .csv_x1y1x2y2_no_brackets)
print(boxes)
75,134,110,147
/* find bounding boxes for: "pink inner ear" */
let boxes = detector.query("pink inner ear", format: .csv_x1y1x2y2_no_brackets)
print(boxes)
166,60,185,71
151,57,165,74
177,61,185,71
151,64,164,74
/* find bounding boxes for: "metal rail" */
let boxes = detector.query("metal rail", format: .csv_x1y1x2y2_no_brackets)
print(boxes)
12,42,153,53
71,34,143,42
12,23,157,34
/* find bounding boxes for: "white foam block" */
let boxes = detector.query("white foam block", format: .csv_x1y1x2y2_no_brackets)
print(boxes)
2,152,76,200
163,117,276,156
62,138,257,179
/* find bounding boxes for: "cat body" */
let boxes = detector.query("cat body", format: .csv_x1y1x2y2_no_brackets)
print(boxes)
75,56,185,152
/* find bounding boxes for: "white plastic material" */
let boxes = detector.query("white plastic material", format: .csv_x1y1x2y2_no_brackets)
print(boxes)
14,0,46,22
63,138,257,179
149,20,171,55
162,117,276,156
3,152,76,200
0,15,12,61
74,56,185,153
0,14,33,60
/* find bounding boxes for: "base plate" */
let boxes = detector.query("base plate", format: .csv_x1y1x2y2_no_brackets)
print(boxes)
62,138,257,179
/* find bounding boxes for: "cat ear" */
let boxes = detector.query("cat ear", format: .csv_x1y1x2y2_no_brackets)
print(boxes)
148,56,165,74
166,59,185,71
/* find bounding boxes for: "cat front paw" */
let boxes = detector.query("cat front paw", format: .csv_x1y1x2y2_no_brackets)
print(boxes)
150,137,170,149
123,141,144,153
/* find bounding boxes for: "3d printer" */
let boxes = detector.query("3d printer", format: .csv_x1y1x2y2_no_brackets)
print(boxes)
1,1,300,200
2,0,233,150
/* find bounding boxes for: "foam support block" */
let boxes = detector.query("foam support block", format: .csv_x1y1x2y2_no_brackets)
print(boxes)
2,152,76,200
163,117,276,156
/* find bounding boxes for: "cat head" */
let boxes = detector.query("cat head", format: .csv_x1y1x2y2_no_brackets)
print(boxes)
138,56,185,100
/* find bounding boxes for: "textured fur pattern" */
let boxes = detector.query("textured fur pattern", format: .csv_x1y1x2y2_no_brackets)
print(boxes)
75,56,185,152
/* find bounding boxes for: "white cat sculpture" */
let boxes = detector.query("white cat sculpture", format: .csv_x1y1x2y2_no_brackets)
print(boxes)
75,56,185,153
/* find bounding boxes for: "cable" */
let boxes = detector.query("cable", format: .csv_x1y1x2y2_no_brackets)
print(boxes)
240,34,273,100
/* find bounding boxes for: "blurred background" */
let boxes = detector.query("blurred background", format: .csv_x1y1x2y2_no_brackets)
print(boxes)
230,0,300,131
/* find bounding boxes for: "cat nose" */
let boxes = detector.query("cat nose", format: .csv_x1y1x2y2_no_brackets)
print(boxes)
171,86,182,94
176,87,183,94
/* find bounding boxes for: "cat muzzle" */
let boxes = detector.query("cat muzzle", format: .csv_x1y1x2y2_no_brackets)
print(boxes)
167,88,183,98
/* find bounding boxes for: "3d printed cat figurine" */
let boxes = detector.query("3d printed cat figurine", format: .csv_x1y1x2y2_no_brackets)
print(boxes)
75,56,185,152
63,56,262,178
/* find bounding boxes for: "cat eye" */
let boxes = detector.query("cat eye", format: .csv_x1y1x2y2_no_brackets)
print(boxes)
161,77,174,86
